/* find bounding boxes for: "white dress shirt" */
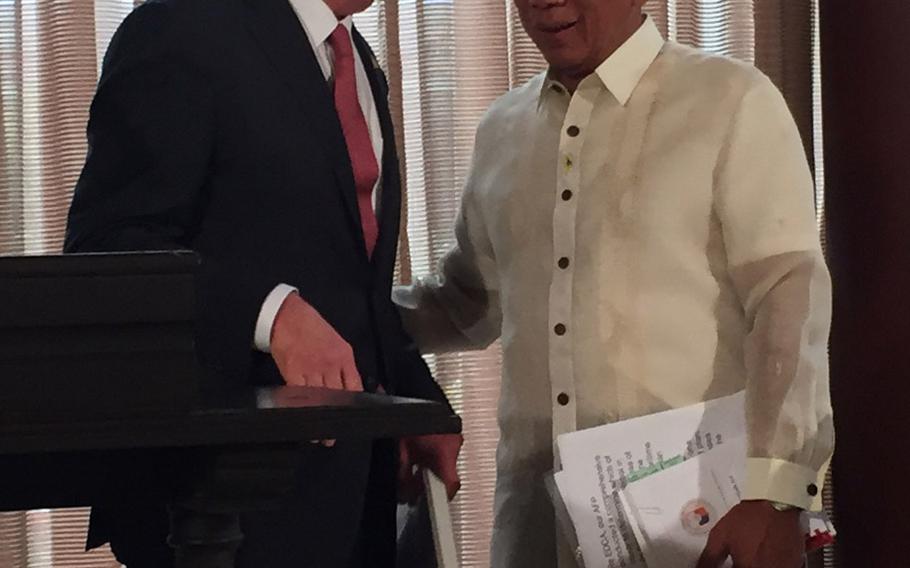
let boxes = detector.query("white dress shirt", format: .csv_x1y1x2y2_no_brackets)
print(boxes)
254,0,384,351
395,17,833,568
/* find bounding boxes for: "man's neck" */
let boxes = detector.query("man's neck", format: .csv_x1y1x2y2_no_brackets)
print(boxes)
554,13,645,94
322,0,351,20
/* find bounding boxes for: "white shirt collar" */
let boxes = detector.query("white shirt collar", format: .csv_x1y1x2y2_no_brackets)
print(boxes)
287,0,353,48
543,15,665,106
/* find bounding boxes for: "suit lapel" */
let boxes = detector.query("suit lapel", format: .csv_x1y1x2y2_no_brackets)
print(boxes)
242,0,367,255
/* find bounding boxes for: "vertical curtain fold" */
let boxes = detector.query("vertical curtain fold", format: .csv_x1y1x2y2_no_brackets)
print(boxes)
35,1,98,254
505,2,545,88
754,0,814,164
0,0,25,255
0,512,28,567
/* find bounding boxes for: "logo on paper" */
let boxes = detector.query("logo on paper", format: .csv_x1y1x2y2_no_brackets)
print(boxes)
680,499,717,535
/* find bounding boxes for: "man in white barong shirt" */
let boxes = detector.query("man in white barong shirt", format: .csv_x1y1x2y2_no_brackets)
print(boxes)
394,1,833,567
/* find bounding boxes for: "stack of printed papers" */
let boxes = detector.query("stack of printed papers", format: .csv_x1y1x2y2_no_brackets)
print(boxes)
552,392,835,568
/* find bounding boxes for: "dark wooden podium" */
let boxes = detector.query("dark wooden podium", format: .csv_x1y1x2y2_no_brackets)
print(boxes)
0,253,461,567
0,386,460,567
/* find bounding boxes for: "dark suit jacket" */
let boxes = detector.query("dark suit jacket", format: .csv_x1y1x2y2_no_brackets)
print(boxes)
64,0,449,564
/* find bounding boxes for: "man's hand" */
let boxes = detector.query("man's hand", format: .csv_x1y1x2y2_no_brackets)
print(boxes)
270,292,363,392
398,433,463,504
696,500,803,568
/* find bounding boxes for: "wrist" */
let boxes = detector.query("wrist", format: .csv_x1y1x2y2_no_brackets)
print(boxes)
271,292,304,349
255,284,298,352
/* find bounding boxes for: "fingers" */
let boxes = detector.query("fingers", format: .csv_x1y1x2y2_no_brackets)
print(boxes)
270,294,363,391
285,374,323,387
341,361,364,392
446,436,464,500
754,528,805,568
416,435,463,501
283,362,359,392
444,472,461,501
324,370,344,391
303,374,325,388
286,365,363,392
696,548,727,568
287,375,313,387
696,526,729,568
436,451,462,501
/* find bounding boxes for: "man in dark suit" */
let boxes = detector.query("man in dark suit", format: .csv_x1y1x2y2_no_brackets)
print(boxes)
63,0,462,566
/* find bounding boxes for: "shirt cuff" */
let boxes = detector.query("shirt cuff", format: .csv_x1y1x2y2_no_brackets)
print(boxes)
743,457,828,511
254,284,298,353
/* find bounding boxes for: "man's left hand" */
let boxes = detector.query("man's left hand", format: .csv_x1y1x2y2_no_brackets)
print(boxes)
398,433,463,504
696,500,803,568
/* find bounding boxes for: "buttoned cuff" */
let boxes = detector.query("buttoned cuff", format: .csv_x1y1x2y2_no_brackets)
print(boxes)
254,284,298,353
743,457,827,511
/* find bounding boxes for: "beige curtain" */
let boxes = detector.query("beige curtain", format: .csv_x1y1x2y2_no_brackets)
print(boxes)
0,0,826,566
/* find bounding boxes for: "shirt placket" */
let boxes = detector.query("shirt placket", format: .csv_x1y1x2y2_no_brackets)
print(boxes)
548,80,598,462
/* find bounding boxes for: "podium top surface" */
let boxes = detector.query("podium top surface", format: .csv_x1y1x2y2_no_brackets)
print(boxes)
0,386,461,455
0,250,199,277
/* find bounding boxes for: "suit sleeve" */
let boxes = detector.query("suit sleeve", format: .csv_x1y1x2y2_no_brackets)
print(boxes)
64,3,273,386
65,3,212,253
388,306,454,410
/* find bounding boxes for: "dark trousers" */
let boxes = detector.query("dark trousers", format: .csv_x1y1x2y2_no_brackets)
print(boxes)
104,440,397,568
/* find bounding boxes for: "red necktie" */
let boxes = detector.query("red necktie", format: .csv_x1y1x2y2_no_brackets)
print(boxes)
328,24,379,257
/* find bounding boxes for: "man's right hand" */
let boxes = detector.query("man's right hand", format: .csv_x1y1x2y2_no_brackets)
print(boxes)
270,292,363,392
